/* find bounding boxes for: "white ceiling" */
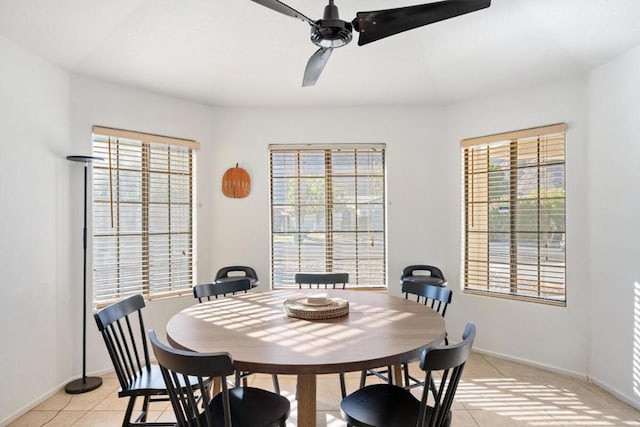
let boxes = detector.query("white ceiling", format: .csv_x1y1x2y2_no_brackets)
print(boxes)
1,0,640,107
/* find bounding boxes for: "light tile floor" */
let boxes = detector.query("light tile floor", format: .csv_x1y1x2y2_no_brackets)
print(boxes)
9,352,640,426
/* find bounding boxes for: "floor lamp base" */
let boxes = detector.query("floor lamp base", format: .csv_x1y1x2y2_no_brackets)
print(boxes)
65,376,102,394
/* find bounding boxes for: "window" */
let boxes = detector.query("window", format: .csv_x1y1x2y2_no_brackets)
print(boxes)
462,123,566,305
92,126,198,305
270,144,386,288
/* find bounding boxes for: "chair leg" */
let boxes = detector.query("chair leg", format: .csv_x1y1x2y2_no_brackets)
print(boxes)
141,395,151,422
123,396,137,427
122,395,176,427
234,370,250,388
360,366,393,388
339,373,347,398
272,374,280,394
403,362,411,387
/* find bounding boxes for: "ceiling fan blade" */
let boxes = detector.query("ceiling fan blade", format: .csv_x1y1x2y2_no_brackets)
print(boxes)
353,0,490,46
303,48,333,87
249,0,316,26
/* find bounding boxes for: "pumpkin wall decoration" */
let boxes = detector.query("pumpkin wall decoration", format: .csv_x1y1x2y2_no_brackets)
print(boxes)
222,163,251,198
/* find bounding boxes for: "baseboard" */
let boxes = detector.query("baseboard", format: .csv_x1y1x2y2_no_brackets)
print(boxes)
0,368,115,426
1,379,69,427
588,375,640,411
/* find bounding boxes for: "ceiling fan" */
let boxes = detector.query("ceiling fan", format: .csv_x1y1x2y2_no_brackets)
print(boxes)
249,0,491,86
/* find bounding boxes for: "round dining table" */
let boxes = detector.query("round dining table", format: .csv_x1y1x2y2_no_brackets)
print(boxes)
166,289,446,427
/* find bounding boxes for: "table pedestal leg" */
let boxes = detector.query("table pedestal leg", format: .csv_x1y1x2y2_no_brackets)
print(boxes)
392,364,403,387
212,377,221,395
297,374,317,427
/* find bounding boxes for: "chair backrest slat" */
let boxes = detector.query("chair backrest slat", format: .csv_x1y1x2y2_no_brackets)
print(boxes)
295,272,349,289
183,373,202,425
111,321,136,387
197,377,214,427
103,326,129,387
137,309,151,369
123,316,143,375
221,378,232,427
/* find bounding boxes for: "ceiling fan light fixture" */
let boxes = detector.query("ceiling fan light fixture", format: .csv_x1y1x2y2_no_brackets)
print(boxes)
310,20,353,48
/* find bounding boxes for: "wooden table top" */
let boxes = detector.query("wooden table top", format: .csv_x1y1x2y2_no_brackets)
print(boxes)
166,289,446,375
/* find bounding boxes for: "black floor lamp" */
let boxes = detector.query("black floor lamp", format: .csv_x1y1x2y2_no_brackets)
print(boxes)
65,155,103,394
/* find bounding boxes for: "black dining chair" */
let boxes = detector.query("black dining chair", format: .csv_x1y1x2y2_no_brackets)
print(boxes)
361,281,453,390
401,281,452,342
193,278,280,394
148,330,290,427
94,294,206,427
294,271,349,397
400,265,447,287
295,272,348,289
341,323,476,427
401,281,453,389
193,277,252,302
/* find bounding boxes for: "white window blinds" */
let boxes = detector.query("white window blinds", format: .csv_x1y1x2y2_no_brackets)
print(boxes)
270,144,386,288
462,124,566,305
92,126,198,305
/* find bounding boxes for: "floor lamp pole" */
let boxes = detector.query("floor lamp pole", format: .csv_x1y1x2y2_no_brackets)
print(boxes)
66,155,103,394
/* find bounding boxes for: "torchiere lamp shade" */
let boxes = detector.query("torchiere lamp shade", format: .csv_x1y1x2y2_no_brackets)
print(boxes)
66,155,104,163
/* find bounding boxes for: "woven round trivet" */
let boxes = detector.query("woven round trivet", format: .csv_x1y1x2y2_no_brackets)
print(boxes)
283,297,349,320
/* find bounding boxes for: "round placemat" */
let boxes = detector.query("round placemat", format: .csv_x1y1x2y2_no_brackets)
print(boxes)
283,296,349,320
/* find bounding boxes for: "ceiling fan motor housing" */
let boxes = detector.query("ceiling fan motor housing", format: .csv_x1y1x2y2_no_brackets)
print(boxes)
310,2,352,49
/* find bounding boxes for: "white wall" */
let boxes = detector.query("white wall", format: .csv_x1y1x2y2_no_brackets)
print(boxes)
588,44,640,406
443,77,592,378
0,36,72,424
